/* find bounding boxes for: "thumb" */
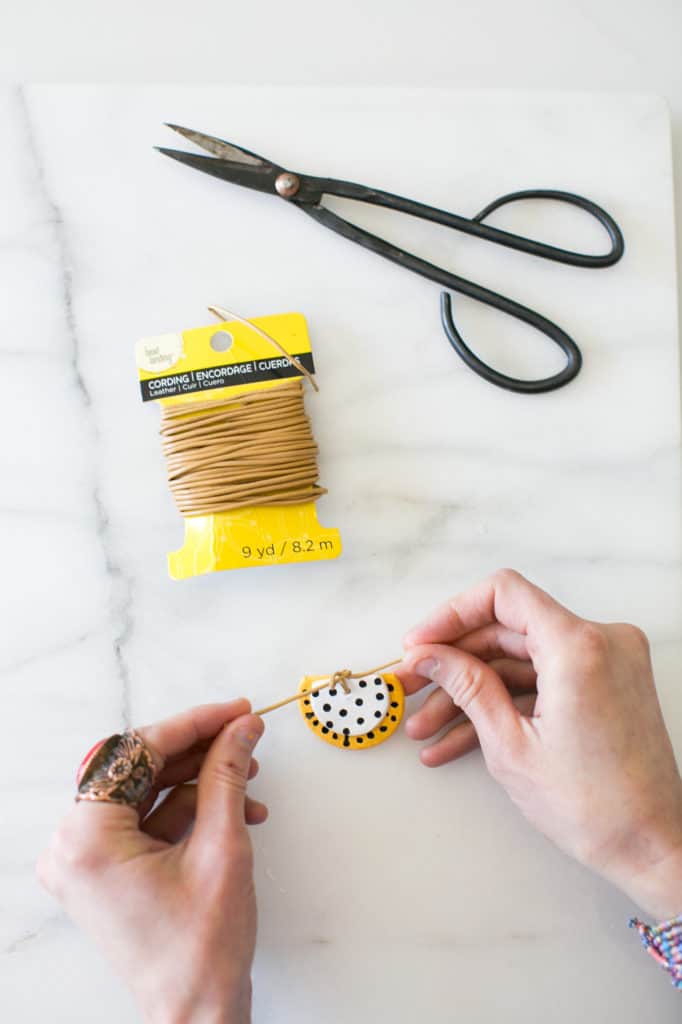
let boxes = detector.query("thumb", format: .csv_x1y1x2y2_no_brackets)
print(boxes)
404,643,524,760
192,713,264,850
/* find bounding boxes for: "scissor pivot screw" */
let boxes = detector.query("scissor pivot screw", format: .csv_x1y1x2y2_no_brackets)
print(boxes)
275,172,300,198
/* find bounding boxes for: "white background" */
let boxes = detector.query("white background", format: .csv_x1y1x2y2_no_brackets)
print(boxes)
1,5,681,1023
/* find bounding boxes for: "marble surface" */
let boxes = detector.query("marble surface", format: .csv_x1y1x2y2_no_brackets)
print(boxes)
1,86,680,1021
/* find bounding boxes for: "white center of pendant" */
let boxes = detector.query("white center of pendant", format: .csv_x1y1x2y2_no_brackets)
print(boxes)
310,676,389,736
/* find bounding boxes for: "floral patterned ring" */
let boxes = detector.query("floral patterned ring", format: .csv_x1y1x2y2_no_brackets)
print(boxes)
75,731,159,807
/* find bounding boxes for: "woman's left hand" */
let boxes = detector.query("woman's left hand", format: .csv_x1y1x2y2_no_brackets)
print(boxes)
37,700,267,1024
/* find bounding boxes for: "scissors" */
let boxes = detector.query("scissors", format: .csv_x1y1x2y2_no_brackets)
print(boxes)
157,124,624,394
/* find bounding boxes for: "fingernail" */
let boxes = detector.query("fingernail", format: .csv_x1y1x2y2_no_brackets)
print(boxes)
404,715,419,738
414,658,440,681
235,717,264,750
236,729,259,751
404,622,429,647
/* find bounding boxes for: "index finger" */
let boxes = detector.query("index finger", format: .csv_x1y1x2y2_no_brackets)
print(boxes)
404,569,576,649
138,699,252,768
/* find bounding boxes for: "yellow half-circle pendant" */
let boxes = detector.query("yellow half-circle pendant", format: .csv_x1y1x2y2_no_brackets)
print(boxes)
298,672,404,750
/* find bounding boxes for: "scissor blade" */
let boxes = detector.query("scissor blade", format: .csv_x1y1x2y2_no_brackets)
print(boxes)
156,147,279,194
164,123,268,167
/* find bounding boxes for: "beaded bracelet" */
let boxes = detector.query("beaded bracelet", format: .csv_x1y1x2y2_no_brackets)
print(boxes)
630,915,682,988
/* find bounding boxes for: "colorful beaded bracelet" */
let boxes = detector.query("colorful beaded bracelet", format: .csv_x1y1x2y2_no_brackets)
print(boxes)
630,915,682,988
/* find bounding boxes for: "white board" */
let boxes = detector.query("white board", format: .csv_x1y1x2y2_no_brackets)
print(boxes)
1,87,680,1021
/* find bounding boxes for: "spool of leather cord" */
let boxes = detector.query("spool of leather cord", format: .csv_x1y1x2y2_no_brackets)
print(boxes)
160,378,327,517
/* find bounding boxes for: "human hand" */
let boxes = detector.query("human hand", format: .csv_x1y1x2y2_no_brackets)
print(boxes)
37,700,267,1024
399,570,682,920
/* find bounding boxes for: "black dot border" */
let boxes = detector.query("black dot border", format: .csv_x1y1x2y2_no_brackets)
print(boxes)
298,674,404,751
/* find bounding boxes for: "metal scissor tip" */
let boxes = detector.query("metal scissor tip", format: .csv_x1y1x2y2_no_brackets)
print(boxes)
163,123,268,167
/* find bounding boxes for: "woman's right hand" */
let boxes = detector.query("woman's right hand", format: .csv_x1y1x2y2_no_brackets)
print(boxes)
399,569,682,920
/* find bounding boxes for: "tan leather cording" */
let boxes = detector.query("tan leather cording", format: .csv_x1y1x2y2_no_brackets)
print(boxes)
160,379,326,516
254,659,402,716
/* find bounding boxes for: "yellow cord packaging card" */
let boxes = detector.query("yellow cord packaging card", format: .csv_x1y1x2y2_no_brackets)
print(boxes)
135,312,341,579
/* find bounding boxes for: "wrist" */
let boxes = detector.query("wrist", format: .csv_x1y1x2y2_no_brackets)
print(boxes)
621,837,682,921
144,976,252,1024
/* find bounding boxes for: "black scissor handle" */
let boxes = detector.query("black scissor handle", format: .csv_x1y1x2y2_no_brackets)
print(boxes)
439,291,581,395
438,189,623,393
302,178,625,270
471,188,624,268
300,185,624,394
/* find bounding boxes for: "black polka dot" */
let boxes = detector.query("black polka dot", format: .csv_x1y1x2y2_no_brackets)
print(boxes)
374,710,382,719
329,689,337,697
323,703,331,712
387,683,394,692
305,712,314,720
359,680,367,688
326,720,334,729
339,708,348,717
390,715,397,722
379,726,387,732
343,727,350,736
356,737,364,744
376,692,385,701
357,717,365,725
321,727,329,734
304,699,310,706
367,731,375,739
355,698,363,706
332,733,338,740
313,719,319,726
391,701,399,708
374,678,381,685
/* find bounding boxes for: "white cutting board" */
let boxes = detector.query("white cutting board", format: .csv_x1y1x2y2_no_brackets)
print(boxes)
1,87,680,1022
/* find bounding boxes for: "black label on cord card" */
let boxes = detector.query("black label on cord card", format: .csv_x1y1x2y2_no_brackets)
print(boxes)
139,351,316,401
